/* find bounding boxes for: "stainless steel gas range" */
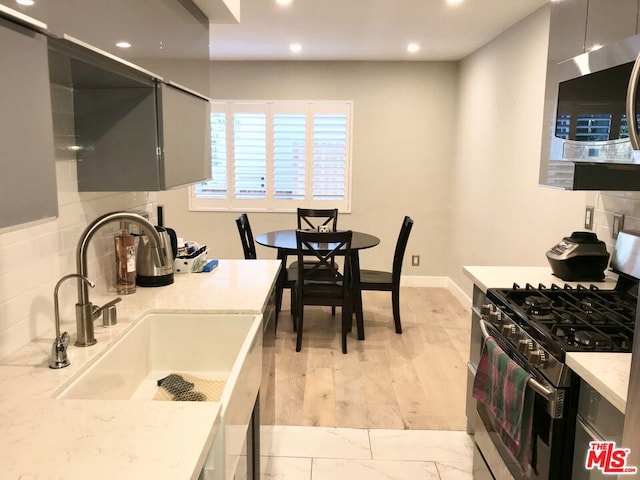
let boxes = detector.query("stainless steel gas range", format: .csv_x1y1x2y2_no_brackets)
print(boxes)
467,232,639,480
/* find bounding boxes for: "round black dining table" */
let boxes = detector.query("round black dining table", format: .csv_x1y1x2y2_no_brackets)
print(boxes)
255,229,380,340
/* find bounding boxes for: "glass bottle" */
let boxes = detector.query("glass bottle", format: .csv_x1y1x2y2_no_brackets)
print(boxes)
114,221,136,294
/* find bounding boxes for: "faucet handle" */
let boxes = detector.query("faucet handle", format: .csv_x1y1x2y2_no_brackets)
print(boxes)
101,298,121,327
92,297,122,320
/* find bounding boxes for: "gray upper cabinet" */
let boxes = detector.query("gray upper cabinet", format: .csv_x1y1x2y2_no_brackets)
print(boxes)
159,83,211,190
0,0,210,92
73,81,211,192
48,36,211,192
0,13,58,229
585,0,639,52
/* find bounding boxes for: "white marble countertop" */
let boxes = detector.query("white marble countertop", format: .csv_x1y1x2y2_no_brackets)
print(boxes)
566,352,631,414
0,259,281,480
463,265,630,414
463,265,616,293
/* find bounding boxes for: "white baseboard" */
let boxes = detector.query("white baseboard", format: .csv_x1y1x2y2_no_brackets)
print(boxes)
401,275,472,312
401,275,449,288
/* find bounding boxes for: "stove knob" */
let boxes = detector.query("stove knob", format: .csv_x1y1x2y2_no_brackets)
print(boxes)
481,304,493,315
501,324,516,338
518,338,533,354
528,349,547,368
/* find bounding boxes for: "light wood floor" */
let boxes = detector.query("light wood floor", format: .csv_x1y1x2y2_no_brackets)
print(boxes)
260,287,470,431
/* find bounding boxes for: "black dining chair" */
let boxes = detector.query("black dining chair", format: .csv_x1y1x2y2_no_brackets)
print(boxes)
359,216,413,334
296,208,338,231
236,213,296,332
235,213,257,260
290,208,340,315
294,229,353,353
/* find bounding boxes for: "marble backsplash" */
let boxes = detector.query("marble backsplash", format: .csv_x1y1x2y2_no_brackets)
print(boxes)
589,191,640,254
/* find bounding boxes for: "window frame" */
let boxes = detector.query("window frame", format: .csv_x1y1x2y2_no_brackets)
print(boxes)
189,100,353,213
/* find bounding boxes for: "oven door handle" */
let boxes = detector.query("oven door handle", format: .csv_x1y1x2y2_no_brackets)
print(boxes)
479,319,554,401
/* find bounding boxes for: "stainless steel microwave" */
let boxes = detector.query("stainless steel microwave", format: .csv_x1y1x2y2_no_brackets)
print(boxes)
544,33,640,190
553,35,640,162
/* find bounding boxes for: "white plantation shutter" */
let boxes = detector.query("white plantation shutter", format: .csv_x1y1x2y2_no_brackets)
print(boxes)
233,105,267,200
194,110,227,198
190,100,352,212
313,111,347,201
273,104,307,201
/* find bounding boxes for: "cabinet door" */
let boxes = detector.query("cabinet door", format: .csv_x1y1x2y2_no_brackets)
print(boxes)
159,83,211,189
585,0,638,52
0,16,57,229
549,0,588,63
75,87,161,191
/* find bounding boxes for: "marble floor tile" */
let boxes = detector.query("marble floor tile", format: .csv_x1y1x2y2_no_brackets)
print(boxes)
436,461,474,480
261,456,312,480
311,458,440,480
261,425,371,459
368,429,473,464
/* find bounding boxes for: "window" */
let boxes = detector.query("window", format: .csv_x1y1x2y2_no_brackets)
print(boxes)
189,101,352,212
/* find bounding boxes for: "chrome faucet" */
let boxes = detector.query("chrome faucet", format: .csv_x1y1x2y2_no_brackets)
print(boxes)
50,274,95,368
75,212,167,347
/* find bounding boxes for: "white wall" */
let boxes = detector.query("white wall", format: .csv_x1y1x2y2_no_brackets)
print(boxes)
0,85,157,359
152,61,459,277
447,5,588,297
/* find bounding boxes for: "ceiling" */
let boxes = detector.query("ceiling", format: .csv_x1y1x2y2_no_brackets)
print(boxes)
208,0,550,61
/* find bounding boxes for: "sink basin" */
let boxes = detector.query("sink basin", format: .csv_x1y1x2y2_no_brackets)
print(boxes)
56,312,263,480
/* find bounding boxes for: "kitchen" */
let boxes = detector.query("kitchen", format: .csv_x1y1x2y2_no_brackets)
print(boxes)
1,0,640,479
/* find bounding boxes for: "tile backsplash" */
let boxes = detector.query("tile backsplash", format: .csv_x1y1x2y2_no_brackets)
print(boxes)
589,191,640,255
0,84,156,360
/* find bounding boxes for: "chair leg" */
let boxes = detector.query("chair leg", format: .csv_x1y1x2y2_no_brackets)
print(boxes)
331,306,336,316
392,286,402,334
341,303,350,354
291,287,297,332
274,309,279,335
296,302,304,352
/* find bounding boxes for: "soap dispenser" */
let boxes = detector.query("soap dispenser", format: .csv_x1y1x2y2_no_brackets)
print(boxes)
114,221,136,294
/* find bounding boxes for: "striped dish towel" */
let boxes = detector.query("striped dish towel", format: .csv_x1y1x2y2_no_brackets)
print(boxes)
473,335,535,472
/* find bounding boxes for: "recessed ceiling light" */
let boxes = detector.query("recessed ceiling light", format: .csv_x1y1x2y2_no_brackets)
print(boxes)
276,0,293,6
446,0,464,5
116,41,132,49
407,43,421,53
16,0,35,5
289,43,302,53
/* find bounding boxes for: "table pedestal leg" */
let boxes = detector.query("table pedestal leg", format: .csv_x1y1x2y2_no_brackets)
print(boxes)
274,249,287,331
351,251,365,341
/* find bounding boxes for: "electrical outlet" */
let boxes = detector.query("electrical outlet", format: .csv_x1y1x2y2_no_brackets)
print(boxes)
612,213,625,239
584,206,594,230
411,255,420,267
